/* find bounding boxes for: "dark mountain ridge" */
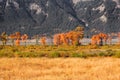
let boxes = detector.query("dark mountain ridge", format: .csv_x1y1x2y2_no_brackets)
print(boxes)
0,0,120,36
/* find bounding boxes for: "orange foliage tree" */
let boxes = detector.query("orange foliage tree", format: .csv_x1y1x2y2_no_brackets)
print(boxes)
66,31,78,45
53,26,84,46
118,32,120,44
40,37,46,46
53,33,69,46
73,26,84,45
66,31,74,45
66,26,84,46
91,35,98,45
99,33,108,45
60,33,69,45
15,39,20,46
15,32,21,46
53,34,61,45
15,32,21,39
91,33,108,46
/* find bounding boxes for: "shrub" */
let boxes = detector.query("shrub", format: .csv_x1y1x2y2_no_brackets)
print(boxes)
96,50,115,57
105,49,115,57
49,51,60,58
98,52,106,57
59,52,70,57
87,45,99,49
70,52,87,58
0,49,15,57
114,51,120,58
57,48,68,51
100,45,110,49
16,52,47,58
37,52,47,57
88,53,98,57
0,46,4,50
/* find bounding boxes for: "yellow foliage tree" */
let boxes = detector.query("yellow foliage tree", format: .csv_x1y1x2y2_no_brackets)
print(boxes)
0,32,8,45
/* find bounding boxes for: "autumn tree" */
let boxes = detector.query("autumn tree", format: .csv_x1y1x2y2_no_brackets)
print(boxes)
21,34,28,46
59,33,69,45
15,32,21,40
15,39,20,46
9,33,16,46
40,37,46,46
66,26,84,46
73,26,84,45
91,35,98,45
102,34,108,44
15,32,21,46
66,31,74,45
53,26,84,46
66,31,78,45
53,34,61,45
98,33,108,46
91,33,108,46
0,32,8,45
75,26,84,36
118,32,120,44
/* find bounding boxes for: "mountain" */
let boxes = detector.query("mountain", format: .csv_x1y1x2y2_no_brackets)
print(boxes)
0,0,120,37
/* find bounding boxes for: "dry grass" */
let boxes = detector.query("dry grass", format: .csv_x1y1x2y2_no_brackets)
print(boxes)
0,58,120,80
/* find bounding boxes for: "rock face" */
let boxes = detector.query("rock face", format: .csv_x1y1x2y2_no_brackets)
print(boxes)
0,0,120,36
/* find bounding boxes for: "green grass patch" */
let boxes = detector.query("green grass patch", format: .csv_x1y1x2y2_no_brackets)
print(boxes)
0,45,119,58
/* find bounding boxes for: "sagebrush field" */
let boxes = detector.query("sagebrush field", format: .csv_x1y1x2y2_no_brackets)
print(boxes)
0,45,120,58
0,58,120,80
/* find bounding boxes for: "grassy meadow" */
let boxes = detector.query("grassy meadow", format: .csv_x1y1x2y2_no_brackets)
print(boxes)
0,58,120,80
0,45,120,80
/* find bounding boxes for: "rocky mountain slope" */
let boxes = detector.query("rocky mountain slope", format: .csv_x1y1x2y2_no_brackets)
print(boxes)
0,0,120,36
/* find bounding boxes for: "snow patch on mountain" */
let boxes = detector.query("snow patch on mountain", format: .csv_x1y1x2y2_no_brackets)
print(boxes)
92,4,105,12
68,16,74,21
6,0,9,7
5,0,19,9
72,0,92,4
13,1,19,9
100,15,107,23
46,1,49,6
30,3,42,14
